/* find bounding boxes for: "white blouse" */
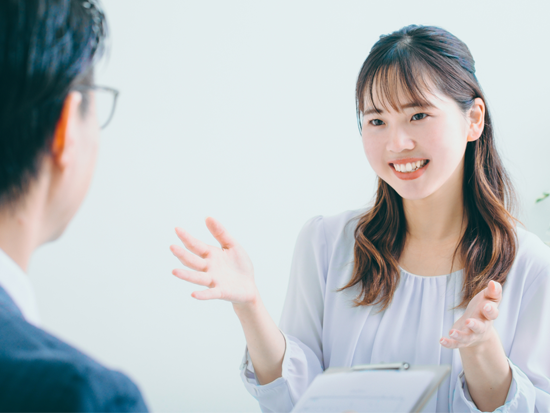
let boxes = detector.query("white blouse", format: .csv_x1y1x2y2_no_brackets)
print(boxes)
240,209,550,412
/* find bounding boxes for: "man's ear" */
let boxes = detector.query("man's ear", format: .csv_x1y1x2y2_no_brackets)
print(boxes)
51,91,83,168
467,97,485,142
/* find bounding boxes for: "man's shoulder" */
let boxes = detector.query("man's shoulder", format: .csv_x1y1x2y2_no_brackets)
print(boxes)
0,308,148,412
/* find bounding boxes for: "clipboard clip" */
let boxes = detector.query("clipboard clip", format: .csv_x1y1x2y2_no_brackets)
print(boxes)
352,362,410,371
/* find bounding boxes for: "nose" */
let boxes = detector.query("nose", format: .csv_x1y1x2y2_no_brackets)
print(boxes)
386,125,415,153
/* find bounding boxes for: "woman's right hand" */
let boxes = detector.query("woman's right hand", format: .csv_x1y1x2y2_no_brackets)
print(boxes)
170,217,258,307
171,217,286,385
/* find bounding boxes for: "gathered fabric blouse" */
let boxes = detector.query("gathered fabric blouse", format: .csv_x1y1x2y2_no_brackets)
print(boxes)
240,209,550,412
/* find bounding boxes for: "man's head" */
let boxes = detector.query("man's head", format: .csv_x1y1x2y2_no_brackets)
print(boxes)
0,0,108,243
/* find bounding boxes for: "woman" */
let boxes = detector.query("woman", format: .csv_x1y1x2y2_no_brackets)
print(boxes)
170,25,550,412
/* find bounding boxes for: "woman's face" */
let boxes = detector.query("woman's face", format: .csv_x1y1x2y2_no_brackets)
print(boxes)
361,86,482,201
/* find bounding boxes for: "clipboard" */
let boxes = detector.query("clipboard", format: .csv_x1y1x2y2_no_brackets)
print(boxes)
291,362,451,413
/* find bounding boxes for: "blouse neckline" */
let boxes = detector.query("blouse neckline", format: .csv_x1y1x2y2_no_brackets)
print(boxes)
398,266,464,279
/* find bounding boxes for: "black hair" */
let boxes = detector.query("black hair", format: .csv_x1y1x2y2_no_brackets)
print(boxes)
0,0,108,206
356,25,478,130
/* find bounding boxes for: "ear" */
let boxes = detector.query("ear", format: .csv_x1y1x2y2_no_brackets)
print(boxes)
467,97,485,142
51,91,83,169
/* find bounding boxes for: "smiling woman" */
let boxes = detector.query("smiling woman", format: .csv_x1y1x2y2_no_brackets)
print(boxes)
170,24,550,413
350,29,515,309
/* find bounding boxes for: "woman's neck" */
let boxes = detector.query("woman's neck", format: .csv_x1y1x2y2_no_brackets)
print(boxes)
398,165,467,276
403,166,465,243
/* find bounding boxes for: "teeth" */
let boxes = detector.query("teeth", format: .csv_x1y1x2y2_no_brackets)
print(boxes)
393,160,427,173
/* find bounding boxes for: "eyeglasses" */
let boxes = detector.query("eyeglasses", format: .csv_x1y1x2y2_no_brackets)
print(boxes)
72,85,120,129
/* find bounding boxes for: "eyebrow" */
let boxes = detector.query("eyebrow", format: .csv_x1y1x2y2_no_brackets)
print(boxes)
363,102,435,116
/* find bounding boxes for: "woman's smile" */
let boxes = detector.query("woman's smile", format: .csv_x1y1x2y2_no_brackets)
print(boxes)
389,158,430,180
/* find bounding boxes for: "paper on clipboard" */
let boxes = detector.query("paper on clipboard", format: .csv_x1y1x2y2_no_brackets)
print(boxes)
291,369,438,413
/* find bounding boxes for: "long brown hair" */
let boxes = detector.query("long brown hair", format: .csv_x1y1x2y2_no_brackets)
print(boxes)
341,25,517,310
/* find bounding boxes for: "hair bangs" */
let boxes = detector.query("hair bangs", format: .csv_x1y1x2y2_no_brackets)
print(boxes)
361,57,440,116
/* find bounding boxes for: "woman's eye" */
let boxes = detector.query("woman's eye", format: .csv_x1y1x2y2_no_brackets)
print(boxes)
369,119,385,126
411,113,428,121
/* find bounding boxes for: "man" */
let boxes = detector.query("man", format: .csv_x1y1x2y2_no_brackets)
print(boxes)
0,0,148,411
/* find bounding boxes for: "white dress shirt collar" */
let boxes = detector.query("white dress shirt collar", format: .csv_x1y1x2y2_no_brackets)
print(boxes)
0,247,41,326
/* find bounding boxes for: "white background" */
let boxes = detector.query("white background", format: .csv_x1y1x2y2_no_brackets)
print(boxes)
30,1,550,412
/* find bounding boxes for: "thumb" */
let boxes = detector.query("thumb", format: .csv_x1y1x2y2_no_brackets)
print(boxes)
484,280,502,303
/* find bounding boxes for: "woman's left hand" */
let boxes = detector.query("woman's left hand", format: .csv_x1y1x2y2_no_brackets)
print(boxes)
440,280,502,349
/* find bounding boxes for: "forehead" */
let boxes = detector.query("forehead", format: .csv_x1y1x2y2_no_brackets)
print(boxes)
363,84,445,115
360,63,445,115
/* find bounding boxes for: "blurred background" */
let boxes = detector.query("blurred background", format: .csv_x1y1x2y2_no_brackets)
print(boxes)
29,0,550,411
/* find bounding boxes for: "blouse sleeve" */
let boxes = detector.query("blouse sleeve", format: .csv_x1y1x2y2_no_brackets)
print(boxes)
452,262,550,412
240,216,328,413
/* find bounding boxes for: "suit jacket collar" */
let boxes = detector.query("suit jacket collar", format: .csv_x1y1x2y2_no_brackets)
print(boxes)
0,284,25,319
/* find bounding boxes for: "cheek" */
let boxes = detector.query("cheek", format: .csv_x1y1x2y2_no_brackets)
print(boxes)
425,119,467,167
85,133,100,179
362,133,386,172
76,128,99,189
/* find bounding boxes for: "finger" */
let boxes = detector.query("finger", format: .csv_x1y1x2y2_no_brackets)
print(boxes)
484,280,502,303
170,245,208,271
440,337,460,349
448,329,472,343
465,318,485,334
482,302,499,321
205,217,236,249
175,227,210,258
172,269,213,287
192,287,223,300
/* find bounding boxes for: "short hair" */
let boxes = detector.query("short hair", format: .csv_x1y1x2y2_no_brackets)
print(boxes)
0,0,108,206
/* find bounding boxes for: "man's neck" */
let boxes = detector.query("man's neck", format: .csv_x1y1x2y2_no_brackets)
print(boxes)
0,190,48,273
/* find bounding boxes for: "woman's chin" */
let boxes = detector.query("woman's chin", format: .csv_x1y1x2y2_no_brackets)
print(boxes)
396,190,433,201
389,182,436,201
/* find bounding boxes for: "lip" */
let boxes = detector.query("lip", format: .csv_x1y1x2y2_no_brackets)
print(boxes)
389,158,430,181
388,157,428,165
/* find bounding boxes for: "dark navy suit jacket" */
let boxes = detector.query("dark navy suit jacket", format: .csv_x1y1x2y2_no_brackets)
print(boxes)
0,286,149,412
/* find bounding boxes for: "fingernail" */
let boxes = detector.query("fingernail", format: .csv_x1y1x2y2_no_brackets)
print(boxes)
440,338,445,344
484,303,492,312
450,331,458,338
